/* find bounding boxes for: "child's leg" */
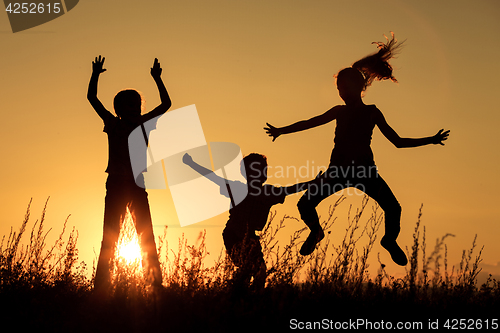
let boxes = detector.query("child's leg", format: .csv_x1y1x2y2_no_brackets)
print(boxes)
297,174,338,255
95,184,126,290
232,236,266,290
248,236,266,290
223,229,240,265
363,176,402,239
131,188,162,286
228,238,253,291
363,175,407,266
297,177,336,230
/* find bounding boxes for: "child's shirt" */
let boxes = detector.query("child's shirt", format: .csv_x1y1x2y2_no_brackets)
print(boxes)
222,181,286,241
103,115,158,180
330,104,379,167
103,116,138,178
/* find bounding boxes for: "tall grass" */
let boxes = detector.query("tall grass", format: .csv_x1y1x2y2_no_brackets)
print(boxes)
0,198,90,332
0,198,88,291
0,197,498,332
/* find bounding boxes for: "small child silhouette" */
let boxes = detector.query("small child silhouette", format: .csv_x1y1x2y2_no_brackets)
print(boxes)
87,56,171,290
183,152,320,289
264,34,450,266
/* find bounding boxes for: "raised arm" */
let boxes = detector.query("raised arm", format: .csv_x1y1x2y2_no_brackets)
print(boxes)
182,153,226,187
264,106,340,142
376,110,450,148
143,58,172,122
87,55,113,122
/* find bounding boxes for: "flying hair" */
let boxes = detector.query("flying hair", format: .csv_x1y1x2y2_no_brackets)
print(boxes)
347,32,405,92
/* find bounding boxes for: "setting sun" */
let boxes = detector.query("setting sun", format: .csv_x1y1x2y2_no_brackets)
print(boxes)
116,207,143,266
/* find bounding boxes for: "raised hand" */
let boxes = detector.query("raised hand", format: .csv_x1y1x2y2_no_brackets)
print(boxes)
182,153,194,165
92,55,106,75
264,123,281,142
150,58,162,80
432,129,450,145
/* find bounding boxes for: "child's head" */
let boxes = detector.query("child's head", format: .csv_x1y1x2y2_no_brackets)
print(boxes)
241,153,268,185
113,89,144,120
336,67,365,103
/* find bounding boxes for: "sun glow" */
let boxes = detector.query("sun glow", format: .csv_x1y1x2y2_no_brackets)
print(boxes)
116,206,143,267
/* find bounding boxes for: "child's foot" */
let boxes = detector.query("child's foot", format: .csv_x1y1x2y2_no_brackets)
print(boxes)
381,236,408,266
300,228,325,256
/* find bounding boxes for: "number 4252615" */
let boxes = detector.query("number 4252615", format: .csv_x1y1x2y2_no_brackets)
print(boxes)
444,319,498,330
5,3,62,14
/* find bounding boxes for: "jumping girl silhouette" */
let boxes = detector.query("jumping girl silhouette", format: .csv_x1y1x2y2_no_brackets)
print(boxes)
264,34,449,265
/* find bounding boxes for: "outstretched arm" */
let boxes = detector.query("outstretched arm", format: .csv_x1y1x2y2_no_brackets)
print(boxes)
281,171,324,195
87,55,113,122
182,153,226,187
143,58,172,121
264,106,340,142
376,111,450,148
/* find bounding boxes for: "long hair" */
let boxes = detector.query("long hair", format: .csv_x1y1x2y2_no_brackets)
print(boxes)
338,32,405,92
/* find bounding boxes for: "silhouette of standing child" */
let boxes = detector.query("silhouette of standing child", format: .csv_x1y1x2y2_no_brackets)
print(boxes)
264,34,449,265
87,56,171,289
183,153,320,289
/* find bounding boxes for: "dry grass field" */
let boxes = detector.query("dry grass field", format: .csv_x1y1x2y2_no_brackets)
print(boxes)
1,198,498,332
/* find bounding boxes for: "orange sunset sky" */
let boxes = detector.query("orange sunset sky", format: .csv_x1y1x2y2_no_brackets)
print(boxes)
1,0,499,281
